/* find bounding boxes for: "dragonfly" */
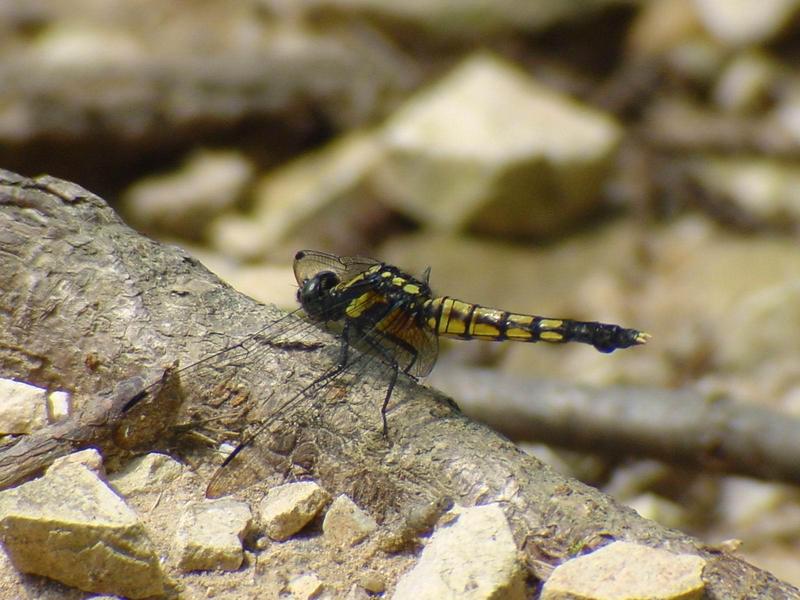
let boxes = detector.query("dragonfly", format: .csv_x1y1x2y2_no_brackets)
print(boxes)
123,250,649,497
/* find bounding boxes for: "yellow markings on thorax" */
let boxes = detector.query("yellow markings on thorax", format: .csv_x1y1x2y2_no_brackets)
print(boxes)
338,265,380,291
388,274,422,296
345,291,382,319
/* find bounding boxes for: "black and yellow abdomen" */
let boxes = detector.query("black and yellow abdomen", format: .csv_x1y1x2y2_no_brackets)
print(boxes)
423,297,649,353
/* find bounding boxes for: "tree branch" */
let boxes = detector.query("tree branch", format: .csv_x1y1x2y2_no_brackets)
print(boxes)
431,367,800,485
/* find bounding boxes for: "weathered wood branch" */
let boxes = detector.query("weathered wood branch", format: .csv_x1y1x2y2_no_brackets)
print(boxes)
432,367,800,485
0,170,797,598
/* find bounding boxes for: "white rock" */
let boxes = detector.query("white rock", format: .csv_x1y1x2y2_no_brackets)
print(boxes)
392,504,525,600
48,448,105,477
0,378,47,434
258,481,330,541
713,51,775,112
693,0,800,45
717,476,790,529
46,389,71,422
541,541,706,600
109,452,183,496
123,149,253,239
344,585,372,600
212,130,383,259
690,157,800,230
376,51,621,237
322,494,377,548
627,493,688,530
0,459,164,598
287,572,324,599
174,498,253,572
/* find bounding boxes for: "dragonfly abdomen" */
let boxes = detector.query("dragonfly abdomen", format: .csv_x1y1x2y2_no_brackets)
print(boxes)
424,297,649,353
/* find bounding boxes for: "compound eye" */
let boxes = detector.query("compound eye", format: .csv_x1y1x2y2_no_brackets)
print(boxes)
299,270,340,319
306,271,338,302
316,271,339,294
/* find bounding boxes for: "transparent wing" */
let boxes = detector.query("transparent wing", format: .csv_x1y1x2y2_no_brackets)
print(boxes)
205,295,437,498
293,250,380,286
366,305,439,377
205,343,386,498
121,307,313,414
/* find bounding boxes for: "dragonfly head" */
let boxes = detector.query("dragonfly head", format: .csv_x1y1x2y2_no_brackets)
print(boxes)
297,270,341,321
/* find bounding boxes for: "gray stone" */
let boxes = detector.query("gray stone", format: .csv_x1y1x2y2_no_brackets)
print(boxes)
541,541,706,600
173,498,253,572
258,481,330,542
109,452,183,496
392,504,525,600
0,458,164,598
322,494,377,548
375,51,621,237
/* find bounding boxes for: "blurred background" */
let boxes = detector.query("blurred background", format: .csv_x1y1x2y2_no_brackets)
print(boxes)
2,0,800,584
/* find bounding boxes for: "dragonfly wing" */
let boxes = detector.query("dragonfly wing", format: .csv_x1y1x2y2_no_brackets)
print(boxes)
205,439,289,498
361,304,439,378
293,250,379,286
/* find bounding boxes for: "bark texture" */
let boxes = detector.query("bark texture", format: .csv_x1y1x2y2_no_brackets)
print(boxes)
0,170,797,599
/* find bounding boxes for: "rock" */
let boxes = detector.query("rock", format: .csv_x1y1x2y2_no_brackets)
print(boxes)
123,149,254,240
322,494,377,548
392,504,525,600
46,389,71,422
344,585,372,600
358,571,386,593
692,0,800,45
286,572,324,599
0,458,164,598
717,477,791,532
258,482,330,541
109,452,183,496
173,498,253,572
627,493,688,530
541,541,706,600
0,378,48,434
689,156,800,230
375,51,622,237
211,130,386,259
713,51,776,112
628,0,702,58
48,447,106,476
